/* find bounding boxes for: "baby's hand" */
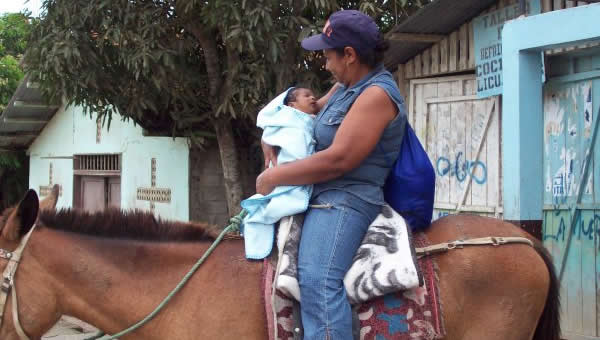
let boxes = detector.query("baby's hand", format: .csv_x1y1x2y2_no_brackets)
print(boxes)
261,140,279,169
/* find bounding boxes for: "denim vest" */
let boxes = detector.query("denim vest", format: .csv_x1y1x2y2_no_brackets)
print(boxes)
313,64,407,205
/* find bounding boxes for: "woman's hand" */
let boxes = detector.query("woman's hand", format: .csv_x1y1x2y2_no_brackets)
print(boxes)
316,82,341,111
256,168,276,195
261,140,279,169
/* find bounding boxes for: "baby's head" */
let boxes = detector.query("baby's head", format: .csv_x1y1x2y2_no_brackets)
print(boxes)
284,88,318,115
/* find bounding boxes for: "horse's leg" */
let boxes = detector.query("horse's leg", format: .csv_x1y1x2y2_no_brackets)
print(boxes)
426,215,552,340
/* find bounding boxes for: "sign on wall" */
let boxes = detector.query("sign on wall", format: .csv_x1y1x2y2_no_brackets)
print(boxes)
473,3,530,98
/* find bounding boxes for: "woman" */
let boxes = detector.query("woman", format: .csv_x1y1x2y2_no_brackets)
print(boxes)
257,10,407,339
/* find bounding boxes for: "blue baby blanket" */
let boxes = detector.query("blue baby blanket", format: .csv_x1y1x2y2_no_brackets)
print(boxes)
241,88,316,259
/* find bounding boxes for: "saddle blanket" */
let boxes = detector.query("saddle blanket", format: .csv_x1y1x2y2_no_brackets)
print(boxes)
267,233,446,340
275,205,421,305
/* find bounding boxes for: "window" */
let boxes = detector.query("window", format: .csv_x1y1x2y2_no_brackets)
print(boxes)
73,154,121,212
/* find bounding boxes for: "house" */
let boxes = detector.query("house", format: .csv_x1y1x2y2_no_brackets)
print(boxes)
0,76,244,225
385,0,535,226
385,0,600,338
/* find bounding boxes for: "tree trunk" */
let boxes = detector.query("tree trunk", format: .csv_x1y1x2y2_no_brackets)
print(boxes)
189,26,222,99
192,26,245,217
212,117,244,216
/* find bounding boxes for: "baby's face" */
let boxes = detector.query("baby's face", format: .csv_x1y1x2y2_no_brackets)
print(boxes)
289,89,318,115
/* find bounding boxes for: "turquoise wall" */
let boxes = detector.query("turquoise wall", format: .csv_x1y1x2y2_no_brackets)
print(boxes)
502,4,600,220
28,104,190,221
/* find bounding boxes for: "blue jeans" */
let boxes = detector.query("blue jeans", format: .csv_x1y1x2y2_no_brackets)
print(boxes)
298,190,381,339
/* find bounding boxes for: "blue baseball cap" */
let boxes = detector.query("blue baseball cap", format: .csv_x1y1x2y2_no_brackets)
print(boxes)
301,10,381,52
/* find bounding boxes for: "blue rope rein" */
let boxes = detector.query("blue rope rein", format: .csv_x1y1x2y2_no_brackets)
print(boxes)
84,209,247,340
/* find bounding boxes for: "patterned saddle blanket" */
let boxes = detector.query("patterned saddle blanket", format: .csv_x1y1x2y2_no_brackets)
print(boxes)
264,233,445,340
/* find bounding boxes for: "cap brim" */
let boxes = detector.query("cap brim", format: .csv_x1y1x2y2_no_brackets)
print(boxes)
301,34,335,51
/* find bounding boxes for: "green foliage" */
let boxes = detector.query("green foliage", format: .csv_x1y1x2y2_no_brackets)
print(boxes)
24,0,427,142
25,1,211,140
0,152,29,210
0,55,24,112
0,13,33,206
0,152,22,170
0,12,33,57
0,12,32,112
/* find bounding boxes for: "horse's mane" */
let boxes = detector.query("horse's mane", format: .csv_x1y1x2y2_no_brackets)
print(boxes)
38,208,221,242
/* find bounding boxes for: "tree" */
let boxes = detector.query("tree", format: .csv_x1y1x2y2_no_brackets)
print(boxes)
0,12,34,209
0,12,33,56
0,12,33,111
0,55,23,112
25,0,427,216
0,152,29,211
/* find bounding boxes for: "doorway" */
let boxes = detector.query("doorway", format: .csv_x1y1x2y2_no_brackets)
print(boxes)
73,154,121,212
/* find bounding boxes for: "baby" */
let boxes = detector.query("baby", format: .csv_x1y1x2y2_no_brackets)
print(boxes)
283,87,319,116
241,87,320,259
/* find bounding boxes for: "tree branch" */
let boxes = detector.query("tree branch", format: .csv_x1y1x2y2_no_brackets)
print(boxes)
277,0,305,92
222,43,240,105
188,26,221,101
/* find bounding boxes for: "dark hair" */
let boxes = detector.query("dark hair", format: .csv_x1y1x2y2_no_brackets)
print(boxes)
283,88,301,105
333,37,390,68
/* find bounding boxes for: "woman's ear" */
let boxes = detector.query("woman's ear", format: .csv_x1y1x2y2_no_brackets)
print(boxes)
344,47,358,62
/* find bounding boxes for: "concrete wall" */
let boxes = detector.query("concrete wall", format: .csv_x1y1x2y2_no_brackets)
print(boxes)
28,104,190,221
189,142,262,226
189,145,228,225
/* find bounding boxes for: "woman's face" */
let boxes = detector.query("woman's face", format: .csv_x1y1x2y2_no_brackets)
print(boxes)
324,49,348,84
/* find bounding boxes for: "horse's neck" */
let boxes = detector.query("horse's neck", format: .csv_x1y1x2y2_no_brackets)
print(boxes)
28,229,255,338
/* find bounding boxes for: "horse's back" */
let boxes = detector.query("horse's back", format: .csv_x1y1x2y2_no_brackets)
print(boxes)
424,214,557,340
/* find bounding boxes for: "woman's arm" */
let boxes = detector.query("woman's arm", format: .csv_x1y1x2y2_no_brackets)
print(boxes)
315,82,340,111
256,86,397,194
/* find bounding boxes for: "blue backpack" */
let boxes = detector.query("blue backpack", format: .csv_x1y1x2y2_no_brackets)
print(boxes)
383,123,435,231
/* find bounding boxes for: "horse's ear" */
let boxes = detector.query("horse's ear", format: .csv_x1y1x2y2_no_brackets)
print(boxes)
2,190,39,241
39,184,60,211
51,184,60,196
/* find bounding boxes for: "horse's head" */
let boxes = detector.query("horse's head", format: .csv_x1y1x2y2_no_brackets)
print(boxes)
0,189,38,244
0,186,57,243
0,190,56,340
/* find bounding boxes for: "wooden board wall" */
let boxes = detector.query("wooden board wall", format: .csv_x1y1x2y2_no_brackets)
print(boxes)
401,0,518,82
397,0,598,91
396,0,598,120
407,75,502,220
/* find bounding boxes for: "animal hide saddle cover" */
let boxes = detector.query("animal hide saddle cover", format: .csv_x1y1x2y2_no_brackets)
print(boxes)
275,205,422,305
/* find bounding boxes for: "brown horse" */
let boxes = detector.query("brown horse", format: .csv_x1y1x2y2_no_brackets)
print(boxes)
0,190,559,340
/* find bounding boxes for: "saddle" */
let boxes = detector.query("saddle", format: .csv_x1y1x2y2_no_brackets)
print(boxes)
263,233,446,340
263,207,446,340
